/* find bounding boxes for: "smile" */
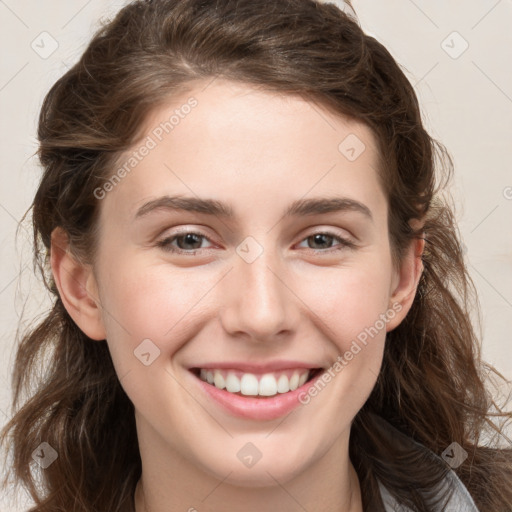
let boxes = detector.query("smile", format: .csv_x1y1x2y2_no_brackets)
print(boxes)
189,365,325,421
197,368,319,397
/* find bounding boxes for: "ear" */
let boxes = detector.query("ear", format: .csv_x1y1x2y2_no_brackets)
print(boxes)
50,227,106,341
386,235,425,332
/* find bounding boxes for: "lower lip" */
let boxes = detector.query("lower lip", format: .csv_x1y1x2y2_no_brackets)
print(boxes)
193,371,324,421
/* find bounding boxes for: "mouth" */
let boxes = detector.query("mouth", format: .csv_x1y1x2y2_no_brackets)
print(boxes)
189,367,324,398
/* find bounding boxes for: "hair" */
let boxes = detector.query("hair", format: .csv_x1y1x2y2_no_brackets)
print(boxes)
1,0,511,511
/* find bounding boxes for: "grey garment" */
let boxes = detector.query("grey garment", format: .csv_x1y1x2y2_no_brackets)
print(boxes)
378,471,480,511
371,419,480,511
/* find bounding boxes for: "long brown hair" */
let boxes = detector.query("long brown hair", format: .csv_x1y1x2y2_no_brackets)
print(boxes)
1,1,511,510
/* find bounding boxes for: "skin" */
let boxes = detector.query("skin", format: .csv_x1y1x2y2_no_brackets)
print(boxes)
51,78,424,512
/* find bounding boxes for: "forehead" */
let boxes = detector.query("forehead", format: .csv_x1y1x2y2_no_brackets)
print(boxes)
102,78,385,223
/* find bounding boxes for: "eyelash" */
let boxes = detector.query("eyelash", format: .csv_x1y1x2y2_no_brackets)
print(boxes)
156,229,356,255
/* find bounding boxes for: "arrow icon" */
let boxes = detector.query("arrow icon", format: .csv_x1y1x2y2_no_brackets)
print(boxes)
32,442,58,468
134,339,161,365
441,441,468,468
31,32,59,59
236,237,263,263
338,134,365,161
237,442,262,467
440,32,468,59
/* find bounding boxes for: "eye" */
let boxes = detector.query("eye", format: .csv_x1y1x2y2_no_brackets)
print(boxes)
156,231,214,254
156,229,355,255
296,231,356,252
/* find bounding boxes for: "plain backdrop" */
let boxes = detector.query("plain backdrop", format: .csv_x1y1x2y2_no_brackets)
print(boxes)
1,1,511,510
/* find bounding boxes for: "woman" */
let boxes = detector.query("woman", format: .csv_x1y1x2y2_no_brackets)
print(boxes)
1,0,511,510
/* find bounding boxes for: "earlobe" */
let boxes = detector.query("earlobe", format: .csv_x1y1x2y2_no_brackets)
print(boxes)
386,236,425,332
50,227,106,341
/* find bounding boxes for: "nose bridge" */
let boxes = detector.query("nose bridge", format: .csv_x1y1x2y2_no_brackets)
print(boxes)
219,236,298,341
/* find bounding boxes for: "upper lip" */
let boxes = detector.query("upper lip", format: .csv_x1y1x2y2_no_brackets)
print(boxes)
189,361,324,373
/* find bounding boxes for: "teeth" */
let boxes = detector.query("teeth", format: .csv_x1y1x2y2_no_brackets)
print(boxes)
213,370,225,390
198,369,312,397
240,374,259,396
277,374,290,393
259,374,277,396
289,372,300,391
225,372,241,393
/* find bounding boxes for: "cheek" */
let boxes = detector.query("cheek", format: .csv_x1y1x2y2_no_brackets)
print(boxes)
92,259,201,392
95,261,209,421
293,259,394,346
98,261,206,347
306,274,389,397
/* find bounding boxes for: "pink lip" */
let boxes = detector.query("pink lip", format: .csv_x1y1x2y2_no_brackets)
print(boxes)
191,368,325,421
190,360,320,373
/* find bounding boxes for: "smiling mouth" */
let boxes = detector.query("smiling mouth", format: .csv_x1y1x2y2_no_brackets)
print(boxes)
190,368,323,398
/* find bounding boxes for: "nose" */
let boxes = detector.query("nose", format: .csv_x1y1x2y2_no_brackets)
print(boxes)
219,242,300,344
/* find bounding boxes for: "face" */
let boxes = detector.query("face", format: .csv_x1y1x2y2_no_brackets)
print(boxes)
57,79,418,487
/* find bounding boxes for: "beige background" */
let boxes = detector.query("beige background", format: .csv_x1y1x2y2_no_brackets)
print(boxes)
1,1,511,510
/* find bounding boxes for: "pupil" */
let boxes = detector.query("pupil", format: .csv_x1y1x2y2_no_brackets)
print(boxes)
180,233,201,250
311,234,332,249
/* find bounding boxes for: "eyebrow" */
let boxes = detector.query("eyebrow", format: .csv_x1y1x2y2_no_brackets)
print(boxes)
134,195,373,222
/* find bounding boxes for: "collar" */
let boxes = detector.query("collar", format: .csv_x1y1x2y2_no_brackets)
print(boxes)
372,418,480,511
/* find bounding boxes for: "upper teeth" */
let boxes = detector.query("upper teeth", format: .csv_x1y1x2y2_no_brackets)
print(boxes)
199,369,310,397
